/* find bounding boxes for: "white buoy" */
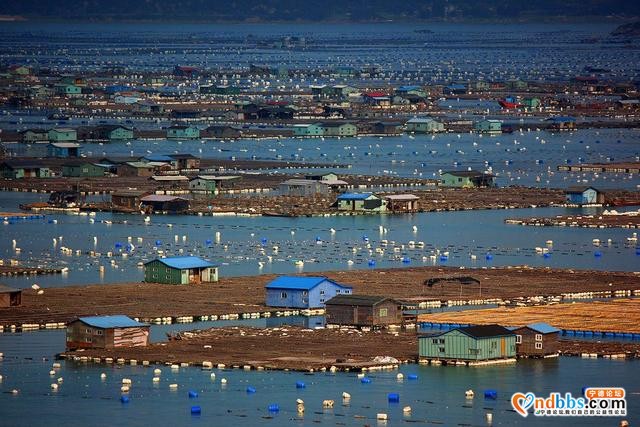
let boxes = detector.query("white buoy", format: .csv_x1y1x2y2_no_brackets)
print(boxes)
377,413,388,420
220,378,227,384
152,377,160,383
100,373,106,380
486,413,493,423
169,383,178,390
153,368,161,376
412,226,418,232
210,373,216,380
50,383,58,391
403,406,411,414
49,370,56,376
342,392,351,399
396,373,404,380
465,389,474,398
120,385,130,393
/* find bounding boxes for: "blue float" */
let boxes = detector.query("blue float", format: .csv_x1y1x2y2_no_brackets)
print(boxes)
246,386,256,394
484,390,498,400
155,240,161,246
543,253,551,259
268,404,280,413
407,374,418,380
295,381,305,389
368,260,376,267
635,249,640,256
440,255,448,262
485,253,493,260
388,393,400,403
205,239,212,245
261,238,267,245
120,396,130,404
191,406,201,414
594,251,602,257
188,390,198,398
402,257,410,264
361,377,371,384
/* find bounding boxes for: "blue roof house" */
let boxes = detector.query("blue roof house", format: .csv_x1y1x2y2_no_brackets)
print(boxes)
144,256,219,284
265,276,352,309
66,315,150,350
564,186,604,205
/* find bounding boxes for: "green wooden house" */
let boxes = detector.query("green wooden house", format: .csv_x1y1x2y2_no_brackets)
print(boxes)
55,84,82,97
167,125,200,139
440,170,495,188
189,176,218,194
95,125,134,141
48,128,77,142
474,119,502,134
293,123,324,137
62,162,106,177
405,118,444,133
144,256,219,284
419,324,516,364
522,97,541,109
320,122,357,137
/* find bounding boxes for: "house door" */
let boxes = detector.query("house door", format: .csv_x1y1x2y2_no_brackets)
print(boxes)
353,307,358,324
500,338,505,356
189,269,201,284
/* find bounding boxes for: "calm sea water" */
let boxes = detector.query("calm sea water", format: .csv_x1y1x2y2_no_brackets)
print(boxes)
0,329,637,427
5,128,640,189
1,191,639,289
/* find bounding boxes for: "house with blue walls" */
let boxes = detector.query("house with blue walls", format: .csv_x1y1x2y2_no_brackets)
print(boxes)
265,276,352,309
564,186,604,205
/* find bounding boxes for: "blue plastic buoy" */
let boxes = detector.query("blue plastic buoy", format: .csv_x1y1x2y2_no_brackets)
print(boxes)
440,255,448,262
543,253,551,259
261,238,267,245
188,390,198,398
120,396,130,404
594,251,602,257
407,374,418,380
388,393,400,403
155,240,161,246
205,239,212,245
635,249,640,256
361,377,371,384
246,386,256,394
402,257,410,264
268,404,280,413
485,253,493,260
368,260,376,267
295,381,306,389
191,406,201,414
484,390,498,400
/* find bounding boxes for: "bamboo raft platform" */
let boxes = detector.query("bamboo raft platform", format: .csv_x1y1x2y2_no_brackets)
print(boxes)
557,162,640,174
418,299,640,334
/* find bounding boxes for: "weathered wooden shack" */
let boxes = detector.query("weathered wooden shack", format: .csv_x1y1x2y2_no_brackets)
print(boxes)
66,315,149,350
324,295,402,327
0,284,21,308
511,322,560,358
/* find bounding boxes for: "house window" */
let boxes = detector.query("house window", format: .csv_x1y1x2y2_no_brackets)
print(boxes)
535,342,543,350
85,328,92,334
85,337,92,343
516,335,522,344
320,290,325,296
96,330,103,336
439,339,445,344
491,341,497,349
469,348,480,355
535,334,543,341
280,292,287,299
438,347,445,353
432,339,438,344
302,291,308,297
379,308,388,317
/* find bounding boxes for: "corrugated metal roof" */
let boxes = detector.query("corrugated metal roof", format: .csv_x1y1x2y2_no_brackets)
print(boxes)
325,294,389,306
524,322,561,334
77,315,147,329
140,195,188,202
0,284,21,293
337,192,373,200
146,256,217,269
384,194,419,200
266,276,350,291
458,324,515,338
